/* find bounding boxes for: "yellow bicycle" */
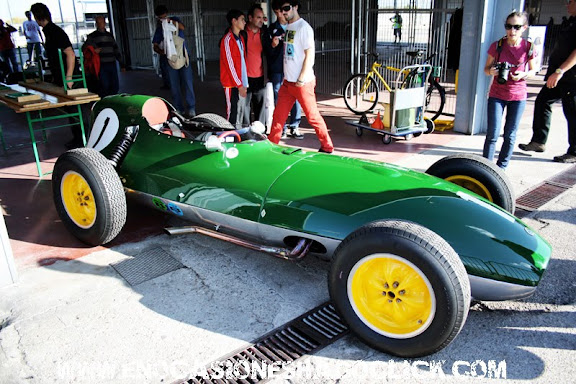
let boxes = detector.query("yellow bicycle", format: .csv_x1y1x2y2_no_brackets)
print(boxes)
344,51,446,120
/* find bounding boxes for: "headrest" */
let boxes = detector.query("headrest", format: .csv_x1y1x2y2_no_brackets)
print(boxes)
142,98,170,126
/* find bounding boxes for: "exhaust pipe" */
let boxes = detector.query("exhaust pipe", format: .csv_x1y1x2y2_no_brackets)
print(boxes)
165,226,312,261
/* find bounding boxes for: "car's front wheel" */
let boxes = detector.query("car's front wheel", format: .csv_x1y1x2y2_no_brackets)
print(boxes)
329,220,470,357
52,148,127,246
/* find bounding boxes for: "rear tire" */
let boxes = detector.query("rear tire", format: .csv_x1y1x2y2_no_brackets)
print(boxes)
191,113,235,130
329,220,470,357
52,148,126,245
426,153,515,213
344,74,379,114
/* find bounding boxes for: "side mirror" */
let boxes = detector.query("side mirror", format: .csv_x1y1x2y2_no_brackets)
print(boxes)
204,134,224,152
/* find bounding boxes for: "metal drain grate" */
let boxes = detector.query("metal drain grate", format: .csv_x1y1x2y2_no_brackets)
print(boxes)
547,165,576,187
515,182,569,212
184,302,348,383
110,247,183,286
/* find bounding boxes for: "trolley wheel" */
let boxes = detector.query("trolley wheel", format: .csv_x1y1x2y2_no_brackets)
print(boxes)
405,134,414,141
414,131,423,138
425,119,435,134
382,134,392,145
356,127,363,137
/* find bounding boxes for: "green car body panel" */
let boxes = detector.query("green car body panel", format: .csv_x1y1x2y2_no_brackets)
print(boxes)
88,95,552,296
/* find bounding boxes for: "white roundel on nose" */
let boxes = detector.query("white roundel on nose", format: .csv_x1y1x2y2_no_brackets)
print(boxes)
87,108,120,151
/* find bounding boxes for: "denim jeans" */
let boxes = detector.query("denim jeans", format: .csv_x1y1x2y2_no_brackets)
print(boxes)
531,84,576,155
270,73,301,129
483,97,526,169
0,49,18,73
167,63,196,114
98,62,119,97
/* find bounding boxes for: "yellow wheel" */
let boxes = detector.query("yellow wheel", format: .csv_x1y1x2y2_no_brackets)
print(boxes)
426,153,515,213
329,220,470,357
445,174,493,202
348,254,435,338
53,148,126,245
61,171,97,229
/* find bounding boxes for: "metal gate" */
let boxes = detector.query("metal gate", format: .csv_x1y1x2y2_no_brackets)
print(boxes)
341,0,462,118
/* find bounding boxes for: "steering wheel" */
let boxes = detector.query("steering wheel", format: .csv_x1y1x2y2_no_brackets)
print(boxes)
217,130,242,143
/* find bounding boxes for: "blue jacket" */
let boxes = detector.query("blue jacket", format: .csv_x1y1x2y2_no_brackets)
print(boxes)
262,20,285,77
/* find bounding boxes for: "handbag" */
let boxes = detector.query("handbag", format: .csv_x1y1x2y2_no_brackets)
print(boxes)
168,24,189,70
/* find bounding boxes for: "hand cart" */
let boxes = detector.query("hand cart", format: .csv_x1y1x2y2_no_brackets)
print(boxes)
346,64,435,144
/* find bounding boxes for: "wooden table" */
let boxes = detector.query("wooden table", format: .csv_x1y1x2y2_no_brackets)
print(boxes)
0,82,99,177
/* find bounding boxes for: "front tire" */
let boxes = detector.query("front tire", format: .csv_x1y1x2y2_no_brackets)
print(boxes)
329,220,470,357
344,74,379,114
52,148,127,246
426,153,515,213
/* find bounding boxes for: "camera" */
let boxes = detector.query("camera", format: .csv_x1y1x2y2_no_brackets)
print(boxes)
494,62,513,84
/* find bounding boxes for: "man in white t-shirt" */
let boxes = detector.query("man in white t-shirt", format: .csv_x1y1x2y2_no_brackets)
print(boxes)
23,11,43,61
268,1,334,153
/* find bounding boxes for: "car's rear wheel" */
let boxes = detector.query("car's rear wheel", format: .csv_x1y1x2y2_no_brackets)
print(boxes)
191,113,235,130
52,148,126,246
329,220,470,357
425,153,515,213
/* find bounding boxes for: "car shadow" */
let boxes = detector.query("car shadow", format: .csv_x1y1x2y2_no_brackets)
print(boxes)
31,227,573,381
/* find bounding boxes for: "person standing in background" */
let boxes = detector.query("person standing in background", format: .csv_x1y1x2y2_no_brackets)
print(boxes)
0,19,18,73
219,9,248,128
263,0,303,139
31,2,83,148
390,12,402,44
152,4,196,118
268,1,334,153
519,0,576,163
83,15,124,97
23,11,43,61
482,11,537,170
244,4,266,125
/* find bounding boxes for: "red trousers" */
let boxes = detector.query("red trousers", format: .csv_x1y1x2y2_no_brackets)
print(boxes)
269,80,334,152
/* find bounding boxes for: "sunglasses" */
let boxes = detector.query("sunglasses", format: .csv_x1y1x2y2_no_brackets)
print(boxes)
505,24,523,30
281,5,292,12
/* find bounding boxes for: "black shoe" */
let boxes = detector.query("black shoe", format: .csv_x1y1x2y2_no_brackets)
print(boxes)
553,153,576,163
318,148,333,154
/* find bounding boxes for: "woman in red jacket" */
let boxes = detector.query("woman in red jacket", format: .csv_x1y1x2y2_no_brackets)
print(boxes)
220,9,248,128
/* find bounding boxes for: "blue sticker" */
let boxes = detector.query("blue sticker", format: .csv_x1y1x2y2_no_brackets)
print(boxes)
167,202,184,216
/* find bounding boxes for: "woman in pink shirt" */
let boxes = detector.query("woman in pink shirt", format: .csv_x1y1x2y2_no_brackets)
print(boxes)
482,11,538,169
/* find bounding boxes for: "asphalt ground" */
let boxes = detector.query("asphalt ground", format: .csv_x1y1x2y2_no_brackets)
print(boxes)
0,72,575,383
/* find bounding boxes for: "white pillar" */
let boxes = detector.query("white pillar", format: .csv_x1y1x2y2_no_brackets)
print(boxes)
0,213,17,288
454,0,525,135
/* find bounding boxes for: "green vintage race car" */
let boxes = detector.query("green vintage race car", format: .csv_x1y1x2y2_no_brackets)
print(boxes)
52,94,551,358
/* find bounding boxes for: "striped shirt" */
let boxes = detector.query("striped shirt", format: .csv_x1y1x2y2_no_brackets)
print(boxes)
84,29,122,65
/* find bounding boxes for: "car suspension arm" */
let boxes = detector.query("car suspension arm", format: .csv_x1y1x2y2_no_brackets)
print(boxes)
164,226,312,261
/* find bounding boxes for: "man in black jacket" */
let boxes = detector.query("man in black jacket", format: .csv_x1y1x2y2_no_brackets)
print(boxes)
519,0,576,163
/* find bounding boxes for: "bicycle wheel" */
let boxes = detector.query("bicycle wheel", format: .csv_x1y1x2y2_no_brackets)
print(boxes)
425,80,446,121
344,74,379,114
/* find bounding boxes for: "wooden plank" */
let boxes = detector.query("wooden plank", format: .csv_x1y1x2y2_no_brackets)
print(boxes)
19,81,98,101
4,92,42,103
66,88,89,95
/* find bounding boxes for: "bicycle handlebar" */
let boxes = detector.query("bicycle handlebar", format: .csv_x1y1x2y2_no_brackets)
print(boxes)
363,51,437,64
